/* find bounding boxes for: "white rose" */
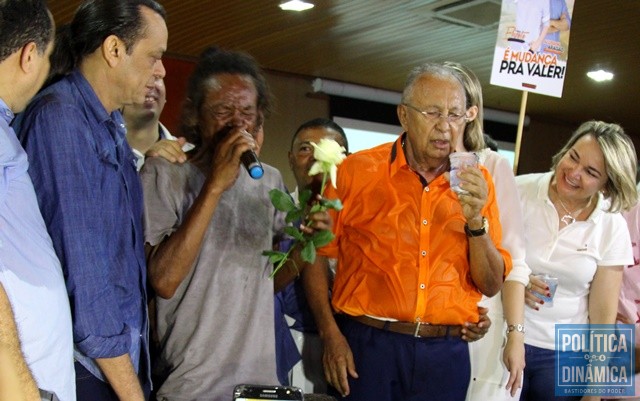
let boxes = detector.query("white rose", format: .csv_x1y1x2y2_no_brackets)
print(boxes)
308,139,347,188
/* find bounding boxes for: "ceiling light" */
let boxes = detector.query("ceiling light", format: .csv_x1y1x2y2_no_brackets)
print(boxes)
279,0,314,11
587,69,614,82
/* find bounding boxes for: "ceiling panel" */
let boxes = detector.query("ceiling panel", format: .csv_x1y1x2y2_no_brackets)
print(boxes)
47,0,640,138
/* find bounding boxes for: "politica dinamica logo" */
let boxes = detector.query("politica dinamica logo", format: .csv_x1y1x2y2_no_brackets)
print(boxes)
555,324,635,397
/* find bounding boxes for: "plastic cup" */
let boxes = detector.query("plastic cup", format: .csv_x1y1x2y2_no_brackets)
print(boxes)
533,273,559,307
449,152,478,194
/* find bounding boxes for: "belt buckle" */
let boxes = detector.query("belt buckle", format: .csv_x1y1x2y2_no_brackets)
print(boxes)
414,321,429,337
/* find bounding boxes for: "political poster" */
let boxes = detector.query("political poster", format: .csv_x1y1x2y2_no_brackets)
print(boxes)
490,0,575,97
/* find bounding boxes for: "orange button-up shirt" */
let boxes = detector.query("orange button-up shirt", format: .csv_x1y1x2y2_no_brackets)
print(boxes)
319,135,512,325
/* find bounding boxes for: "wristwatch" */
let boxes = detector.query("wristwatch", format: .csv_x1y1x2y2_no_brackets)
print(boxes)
464,216,488,237
506,324,525,335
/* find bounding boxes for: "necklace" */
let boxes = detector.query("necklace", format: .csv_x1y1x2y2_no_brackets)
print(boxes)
556,194,592,225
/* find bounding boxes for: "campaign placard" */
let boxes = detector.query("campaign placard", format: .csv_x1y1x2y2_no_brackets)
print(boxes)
490,0,575,97
555,324,635,397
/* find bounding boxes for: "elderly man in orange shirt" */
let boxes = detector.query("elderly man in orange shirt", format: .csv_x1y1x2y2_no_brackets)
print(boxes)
302,61,512,401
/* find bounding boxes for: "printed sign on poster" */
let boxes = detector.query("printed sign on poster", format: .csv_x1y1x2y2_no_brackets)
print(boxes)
490,0,575,97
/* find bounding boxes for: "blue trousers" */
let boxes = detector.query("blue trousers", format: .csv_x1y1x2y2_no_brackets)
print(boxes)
328,315,470,401
520,344,580,401
75,362,150,401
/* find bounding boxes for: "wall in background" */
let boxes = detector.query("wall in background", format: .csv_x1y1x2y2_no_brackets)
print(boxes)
162,55,586,191
162,55,195,134
517,118,576,174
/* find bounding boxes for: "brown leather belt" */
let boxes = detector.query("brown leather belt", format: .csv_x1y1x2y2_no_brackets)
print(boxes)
348,315,462,338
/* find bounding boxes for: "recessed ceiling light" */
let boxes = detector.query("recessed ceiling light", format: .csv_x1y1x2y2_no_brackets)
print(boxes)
587,69,614,82
279,0,314,12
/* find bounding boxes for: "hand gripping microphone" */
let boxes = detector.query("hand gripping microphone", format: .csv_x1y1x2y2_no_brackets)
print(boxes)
216,125,263,179
233,128,262,179
240,147,263,179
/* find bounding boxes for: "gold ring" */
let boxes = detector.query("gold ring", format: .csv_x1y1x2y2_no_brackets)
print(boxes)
525,282,532,291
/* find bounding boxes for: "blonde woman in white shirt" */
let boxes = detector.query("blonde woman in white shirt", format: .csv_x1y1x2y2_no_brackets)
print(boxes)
513,121,637,401
444,62,530,401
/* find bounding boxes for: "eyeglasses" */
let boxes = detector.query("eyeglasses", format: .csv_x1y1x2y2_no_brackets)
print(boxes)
403,103,467,124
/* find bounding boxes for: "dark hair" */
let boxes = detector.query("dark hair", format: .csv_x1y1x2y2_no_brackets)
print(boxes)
0,0,53,63
50,0,165,77
291,118,349,153
179,46,274,146
483,133,499,152
43,24,74,87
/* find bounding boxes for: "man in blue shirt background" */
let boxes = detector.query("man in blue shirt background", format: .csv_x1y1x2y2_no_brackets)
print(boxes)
15,1,168,400
0,1,75,400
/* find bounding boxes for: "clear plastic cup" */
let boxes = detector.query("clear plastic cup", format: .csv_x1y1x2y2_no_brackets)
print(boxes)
449,152,478,194
533,273,559,307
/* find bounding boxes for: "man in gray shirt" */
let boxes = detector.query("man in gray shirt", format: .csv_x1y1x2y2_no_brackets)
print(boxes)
142,47,329,401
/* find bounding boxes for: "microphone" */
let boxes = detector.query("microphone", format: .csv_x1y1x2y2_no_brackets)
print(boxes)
240,149,263,179
216,125,263,179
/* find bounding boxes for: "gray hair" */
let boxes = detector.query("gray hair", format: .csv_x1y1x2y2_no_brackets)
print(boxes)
401,61,466,105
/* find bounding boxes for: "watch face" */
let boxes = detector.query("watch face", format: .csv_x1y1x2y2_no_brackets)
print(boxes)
465,217,488,237
479,217,489,232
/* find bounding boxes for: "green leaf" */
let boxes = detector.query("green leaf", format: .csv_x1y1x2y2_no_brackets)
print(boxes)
301,241,316,263
308,203,326,214
311,230,334,248
285,208,304,224
269,189,297,212
284,226,305,241
320,198,343,211
262,250,286,264
298,189,312,206
269,258,288,278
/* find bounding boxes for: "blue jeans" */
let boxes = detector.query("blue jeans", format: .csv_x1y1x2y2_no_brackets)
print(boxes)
520,344,580,401
75,362,150,401
328,315,470,401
